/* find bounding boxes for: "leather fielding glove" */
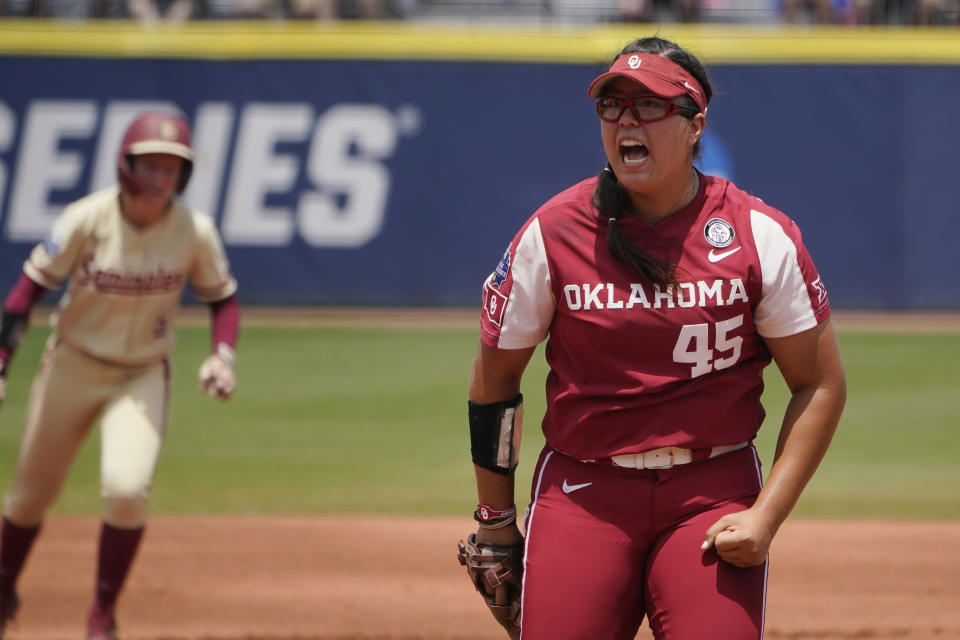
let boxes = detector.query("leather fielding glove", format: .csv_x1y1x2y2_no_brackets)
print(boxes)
198,343,236,400
457,533,523,640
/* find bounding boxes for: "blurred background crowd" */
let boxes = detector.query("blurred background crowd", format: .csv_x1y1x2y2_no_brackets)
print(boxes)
0,0,956,25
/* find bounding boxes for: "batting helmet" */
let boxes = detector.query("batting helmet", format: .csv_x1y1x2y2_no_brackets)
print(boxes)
117,112,194,195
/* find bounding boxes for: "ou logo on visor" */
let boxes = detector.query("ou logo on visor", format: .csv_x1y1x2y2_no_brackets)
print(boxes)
628,55,642,69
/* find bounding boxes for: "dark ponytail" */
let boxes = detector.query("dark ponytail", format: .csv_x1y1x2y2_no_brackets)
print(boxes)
592,36,712,288
593,166,678,287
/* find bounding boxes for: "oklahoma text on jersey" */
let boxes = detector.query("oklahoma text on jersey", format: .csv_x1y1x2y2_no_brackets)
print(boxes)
561,278,749,311
479,173,829,461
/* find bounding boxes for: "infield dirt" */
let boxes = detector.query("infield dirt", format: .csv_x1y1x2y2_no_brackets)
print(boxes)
7,310,957,639
4,515,959,640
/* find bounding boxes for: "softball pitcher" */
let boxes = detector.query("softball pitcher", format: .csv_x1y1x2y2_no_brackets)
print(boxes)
457,37,847,639
0,111,238,640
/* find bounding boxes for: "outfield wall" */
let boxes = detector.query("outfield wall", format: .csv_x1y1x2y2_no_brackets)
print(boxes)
1,23,958,309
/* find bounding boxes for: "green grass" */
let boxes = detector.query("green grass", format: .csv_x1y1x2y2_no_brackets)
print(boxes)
752,332,960,519
0,324,957,520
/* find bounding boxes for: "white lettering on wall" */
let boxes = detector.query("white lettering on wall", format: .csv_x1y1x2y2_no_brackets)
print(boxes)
6,101,97,241
184,102,235,217
298,104,396,248
0,99,419,246
221,103,314,245
0,103,13,224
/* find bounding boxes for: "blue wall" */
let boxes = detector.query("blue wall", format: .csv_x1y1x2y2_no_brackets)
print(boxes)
1,54,957,308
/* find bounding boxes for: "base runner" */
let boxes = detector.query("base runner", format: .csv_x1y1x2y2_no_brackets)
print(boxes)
0,111,239,640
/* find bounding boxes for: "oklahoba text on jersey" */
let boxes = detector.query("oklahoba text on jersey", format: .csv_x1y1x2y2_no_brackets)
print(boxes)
74,254,186,295
562,278,749,311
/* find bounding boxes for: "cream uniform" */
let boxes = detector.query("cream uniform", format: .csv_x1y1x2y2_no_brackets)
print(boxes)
4,186,236,529
26,186,236,364
0,111,240,639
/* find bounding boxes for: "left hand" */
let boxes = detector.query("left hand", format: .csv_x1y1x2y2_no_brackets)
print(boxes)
701,507,774,568
198,343,236,400
457,531,524,640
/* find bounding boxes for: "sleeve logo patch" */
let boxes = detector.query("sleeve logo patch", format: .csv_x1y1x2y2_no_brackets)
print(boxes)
483,282,508,327
491,244,512,288
811,277,828,306
43,233,61,257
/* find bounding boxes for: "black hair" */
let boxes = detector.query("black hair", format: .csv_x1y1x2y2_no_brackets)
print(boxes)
591,36,713,288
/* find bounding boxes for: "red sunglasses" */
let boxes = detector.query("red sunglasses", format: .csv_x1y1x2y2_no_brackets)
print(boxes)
595,96,687,123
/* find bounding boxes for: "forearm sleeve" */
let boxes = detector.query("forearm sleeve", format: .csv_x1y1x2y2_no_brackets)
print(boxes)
1,274,49,364
4,273,48,315
208,294,238,351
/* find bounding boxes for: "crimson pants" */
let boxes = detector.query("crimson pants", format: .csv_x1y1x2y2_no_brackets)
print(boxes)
519,445,767,640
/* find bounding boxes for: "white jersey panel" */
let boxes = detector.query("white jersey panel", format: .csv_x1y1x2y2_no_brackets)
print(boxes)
750,209,818,339
495,218,554,349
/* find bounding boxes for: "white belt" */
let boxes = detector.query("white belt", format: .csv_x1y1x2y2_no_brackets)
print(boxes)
608,441,749,470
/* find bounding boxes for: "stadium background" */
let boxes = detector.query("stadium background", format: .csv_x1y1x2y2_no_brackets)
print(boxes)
2,23,960,307
0,17,958,640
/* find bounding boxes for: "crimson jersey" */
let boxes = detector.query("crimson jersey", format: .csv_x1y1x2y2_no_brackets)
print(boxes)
480,173,830,460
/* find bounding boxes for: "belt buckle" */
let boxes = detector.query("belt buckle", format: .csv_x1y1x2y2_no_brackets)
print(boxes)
641,448,675,470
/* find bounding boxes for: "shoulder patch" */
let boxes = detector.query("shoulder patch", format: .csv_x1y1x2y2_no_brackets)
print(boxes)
42,232,62,257
483,282,508,327
491,243,512,288
810,276,829,308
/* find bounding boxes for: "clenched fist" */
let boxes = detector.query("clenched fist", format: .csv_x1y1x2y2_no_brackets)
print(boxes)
701,507,774,568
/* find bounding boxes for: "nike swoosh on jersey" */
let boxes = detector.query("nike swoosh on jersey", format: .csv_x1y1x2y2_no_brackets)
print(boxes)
707,246,742,263
561,480,593,494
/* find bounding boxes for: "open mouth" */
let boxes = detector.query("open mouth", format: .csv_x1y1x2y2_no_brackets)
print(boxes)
620,139,649,165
